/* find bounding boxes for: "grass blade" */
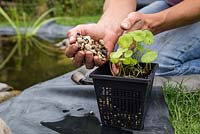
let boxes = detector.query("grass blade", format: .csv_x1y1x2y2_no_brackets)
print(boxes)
30,17,63,36
32,8,55,28
0,43,18,69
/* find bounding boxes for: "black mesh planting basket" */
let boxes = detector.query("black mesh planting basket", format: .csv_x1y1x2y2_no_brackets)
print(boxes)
90,62,158,130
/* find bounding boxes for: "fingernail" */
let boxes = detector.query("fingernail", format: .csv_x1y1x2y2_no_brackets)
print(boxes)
121,23,130,29
69,36,75,43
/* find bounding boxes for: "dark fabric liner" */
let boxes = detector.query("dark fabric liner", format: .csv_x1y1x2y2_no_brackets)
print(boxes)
0,67,174,134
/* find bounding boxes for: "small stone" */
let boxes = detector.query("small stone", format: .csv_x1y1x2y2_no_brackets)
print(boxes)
59,46,67,50
77,33,81,36
99,39,104,45
98,55,103,60
80,43,85,50
89,111,94,115
0,83,13,92
89,39,94,45
101,48,107,56
77,38,84,43
90,49,97,55
62,39,69,46
84,39,89,44
0,90,21,103
70,34,107,61
85,44,91,50
84,36,91,40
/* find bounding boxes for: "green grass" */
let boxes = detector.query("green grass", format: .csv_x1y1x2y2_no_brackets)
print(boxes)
0,15,101,27
55,15,101,26
163,83,200,134
0,19,34,27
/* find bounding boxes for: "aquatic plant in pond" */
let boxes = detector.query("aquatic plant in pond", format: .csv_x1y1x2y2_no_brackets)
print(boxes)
0,7,62,69
0,39,74,90
110,30,157,78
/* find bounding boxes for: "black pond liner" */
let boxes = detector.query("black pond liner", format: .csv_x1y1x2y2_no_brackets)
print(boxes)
90,61,158,131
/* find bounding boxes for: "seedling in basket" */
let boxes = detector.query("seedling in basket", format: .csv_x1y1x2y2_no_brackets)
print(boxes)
90,29,159,130
110,30,158,78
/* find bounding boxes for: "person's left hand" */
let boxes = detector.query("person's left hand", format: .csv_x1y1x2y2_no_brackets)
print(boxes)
120,12,153,33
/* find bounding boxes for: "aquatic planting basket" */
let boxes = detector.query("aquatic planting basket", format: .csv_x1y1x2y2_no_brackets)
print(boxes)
90,62,158,130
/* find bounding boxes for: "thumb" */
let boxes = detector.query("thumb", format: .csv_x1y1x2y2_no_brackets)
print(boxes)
121,19,132,30
120,12,143,31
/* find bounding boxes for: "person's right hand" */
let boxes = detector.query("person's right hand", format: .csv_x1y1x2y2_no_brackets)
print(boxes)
66,23,119,69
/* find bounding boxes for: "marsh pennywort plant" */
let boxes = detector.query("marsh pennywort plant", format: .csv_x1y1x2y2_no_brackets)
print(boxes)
110,30,157,78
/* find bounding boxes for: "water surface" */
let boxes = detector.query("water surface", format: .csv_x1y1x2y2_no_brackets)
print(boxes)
0,38,75,90
41,113,132,134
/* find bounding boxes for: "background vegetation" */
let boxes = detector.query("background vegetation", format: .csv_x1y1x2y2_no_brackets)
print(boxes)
0,1,200,134
0,0,104,26
163,83,200,134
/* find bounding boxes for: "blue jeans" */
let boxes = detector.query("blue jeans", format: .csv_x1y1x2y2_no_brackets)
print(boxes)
139,0,200,76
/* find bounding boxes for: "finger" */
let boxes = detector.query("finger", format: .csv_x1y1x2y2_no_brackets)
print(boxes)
68,24,105,43
67,25,84,44
67,30,77,44
121,12,142,30
94,56,104,66
73,51,85,67
85,51,94,69
126,20,144,32
111,64,119,76
65,43,79,58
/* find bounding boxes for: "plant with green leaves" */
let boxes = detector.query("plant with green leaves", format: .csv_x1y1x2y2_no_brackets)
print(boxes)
110,30,157,78
0,7,61,70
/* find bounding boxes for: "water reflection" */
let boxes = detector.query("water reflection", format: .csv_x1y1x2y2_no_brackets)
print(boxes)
41,114,132,134
0,38,75,90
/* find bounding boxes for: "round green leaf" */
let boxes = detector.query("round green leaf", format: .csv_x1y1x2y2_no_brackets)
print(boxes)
118,34,133,48
115,51,123,58
110,58,119,64
117,48,128,57
131,58,138,65
123,57,131,65
124,50,133,58
143,30,154,45
141,51,158,63
110,52,121,59
136,43,144,52
129,30,145,42
119,58,125,61
118,48,128,53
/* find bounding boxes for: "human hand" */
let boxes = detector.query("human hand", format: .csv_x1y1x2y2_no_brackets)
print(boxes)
120,12,153,33
111,12,153,75
66,23,119,69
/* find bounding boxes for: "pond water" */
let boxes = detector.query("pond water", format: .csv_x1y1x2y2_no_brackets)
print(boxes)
41,113,132,134
0,38,75,90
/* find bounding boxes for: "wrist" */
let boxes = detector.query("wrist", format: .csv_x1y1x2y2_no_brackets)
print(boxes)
144,12,167,34
97,20,123,38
